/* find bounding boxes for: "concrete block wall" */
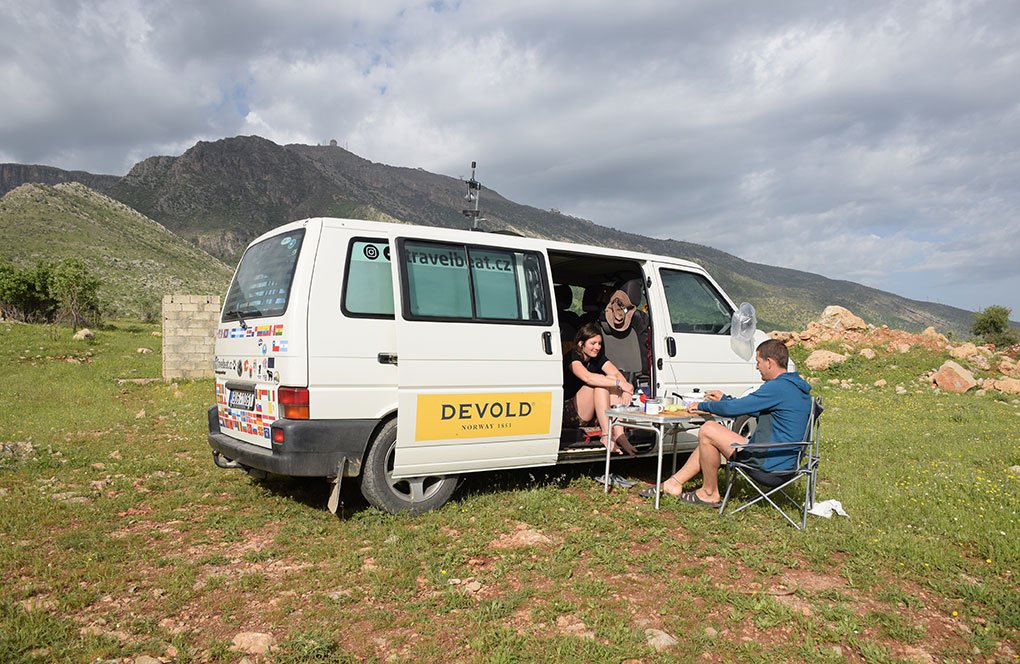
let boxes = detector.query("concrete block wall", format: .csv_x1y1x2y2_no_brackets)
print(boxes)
162,294,221,379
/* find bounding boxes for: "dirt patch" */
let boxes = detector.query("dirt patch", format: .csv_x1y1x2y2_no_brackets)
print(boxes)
780,569,846,594
489,522,557,549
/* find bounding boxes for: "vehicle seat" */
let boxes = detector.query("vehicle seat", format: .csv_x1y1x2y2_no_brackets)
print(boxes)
555,284,581,345
578,284,612,327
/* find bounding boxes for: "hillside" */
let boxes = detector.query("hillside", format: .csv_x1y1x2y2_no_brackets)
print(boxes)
0,182,233,318
0,138,987,333
108,137,979,333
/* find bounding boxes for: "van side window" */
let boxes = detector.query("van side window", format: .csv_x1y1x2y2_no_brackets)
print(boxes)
342,239,395,317
660,269,732,334
222,229,304,322
401,240,550,323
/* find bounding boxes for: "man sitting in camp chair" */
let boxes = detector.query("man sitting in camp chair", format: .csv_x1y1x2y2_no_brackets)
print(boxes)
643,339,811,507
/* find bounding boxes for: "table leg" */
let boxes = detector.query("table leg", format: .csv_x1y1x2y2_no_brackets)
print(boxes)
655,427,664,510
603,415,615,494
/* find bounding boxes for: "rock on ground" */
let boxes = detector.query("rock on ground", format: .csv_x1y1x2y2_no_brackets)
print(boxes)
645,628,679,651
490,525,553,549
805,350,847,371
968,354,991,371
818,306,868,332
997,358,1020,378
556,615,595,640
230,632,275,655
72,328,94,340
933,361,977,393
985,378,1020,395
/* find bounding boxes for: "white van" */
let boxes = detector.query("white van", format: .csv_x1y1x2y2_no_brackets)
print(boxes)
207,217,766,513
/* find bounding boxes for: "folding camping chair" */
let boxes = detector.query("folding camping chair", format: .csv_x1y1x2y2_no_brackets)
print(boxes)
718,397,823,529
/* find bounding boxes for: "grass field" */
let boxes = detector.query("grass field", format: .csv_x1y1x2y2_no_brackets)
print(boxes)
1,322,1017,663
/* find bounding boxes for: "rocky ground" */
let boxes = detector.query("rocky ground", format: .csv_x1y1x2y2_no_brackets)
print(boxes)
771,305,1020,396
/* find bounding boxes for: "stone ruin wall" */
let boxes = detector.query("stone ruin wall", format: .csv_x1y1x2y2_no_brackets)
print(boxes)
162,294,219,379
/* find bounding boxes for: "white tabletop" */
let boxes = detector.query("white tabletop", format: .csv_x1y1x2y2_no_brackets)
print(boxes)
605,408,708,425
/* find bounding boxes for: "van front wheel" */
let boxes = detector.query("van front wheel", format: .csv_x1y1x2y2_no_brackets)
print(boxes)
360,420,458,514
731,414,757,440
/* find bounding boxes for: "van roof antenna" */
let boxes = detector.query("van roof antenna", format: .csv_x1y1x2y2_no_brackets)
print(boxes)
462,161,484,230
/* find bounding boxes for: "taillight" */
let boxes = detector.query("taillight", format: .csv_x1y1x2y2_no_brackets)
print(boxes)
278,387,309,419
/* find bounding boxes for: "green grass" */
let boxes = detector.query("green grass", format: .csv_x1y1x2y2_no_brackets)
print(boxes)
0,322,1018,662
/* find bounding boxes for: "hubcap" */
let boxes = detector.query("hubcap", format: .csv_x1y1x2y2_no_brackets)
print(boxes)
384,440,446,503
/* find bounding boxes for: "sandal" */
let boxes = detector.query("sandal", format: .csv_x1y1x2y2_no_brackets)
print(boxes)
638,476,686,500
679,490,721,508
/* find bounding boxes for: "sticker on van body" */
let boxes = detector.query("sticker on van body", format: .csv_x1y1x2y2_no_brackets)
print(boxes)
217,324,285,339
216,382,277,438
414,392,553,441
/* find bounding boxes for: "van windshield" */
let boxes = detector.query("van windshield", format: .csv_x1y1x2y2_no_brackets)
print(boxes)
222,229,304,323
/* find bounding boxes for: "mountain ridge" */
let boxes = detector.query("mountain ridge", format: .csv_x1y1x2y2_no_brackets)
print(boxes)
0,137,990,333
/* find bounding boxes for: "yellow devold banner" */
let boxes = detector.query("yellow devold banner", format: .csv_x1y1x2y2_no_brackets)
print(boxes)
415,392,553,441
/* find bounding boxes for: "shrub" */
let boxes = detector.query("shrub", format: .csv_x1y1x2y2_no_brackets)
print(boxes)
0,261,59,322
0,259,102,328
51,258,102,330
972,305,1018,348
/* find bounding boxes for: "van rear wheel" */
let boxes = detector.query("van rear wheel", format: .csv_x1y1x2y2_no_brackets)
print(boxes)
360,419,458,514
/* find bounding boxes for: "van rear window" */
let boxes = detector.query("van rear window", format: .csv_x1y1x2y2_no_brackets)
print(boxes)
222,230,304,322
343,239,394,317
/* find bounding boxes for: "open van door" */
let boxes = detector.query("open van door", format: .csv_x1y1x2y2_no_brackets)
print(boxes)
647,263,760,395
388,232,563,477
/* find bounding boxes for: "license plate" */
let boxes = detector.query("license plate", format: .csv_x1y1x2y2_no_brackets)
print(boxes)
229,389,256,410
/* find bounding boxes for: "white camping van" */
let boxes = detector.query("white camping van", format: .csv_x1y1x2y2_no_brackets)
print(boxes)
207,217,766,513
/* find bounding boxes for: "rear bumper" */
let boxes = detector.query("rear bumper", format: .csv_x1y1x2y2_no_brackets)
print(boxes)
207,406,378,477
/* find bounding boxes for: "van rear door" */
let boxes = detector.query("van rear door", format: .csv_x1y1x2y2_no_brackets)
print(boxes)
214,227,309,449
389,234,562,477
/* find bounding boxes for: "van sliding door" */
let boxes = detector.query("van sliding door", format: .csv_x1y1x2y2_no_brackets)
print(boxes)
389,234,562,477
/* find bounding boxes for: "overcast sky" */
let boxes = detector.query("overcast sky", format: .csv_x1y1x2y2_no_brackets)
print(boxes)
3,1,1019,318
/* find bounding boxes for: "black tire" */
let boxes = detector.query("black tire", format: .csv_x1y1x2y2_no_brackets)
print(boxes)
359,419,458,514
731,414,757,440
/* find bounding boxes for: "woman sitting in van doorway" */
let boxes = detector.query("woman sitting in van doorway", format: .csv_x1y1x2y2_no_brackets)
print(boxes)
564,323,637,455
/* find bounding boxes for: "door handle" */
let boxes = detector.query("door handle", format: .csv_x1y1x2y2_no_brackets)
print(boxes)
541,331,553,355
657,358,663,370
666,337,676,357
377,353,398,365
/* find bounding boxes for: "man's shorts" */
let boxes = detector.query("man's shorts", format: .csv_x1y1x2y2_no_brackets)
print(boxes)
733,447,766,470
734,444,799,473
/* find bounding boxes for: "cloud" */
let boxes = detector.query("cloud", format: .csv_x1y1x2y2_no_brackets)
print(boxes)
2,0,1018,314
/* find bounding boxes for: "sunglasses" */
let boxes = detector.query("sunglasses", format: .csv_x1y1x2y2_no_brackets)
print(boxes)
607,298,634,314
